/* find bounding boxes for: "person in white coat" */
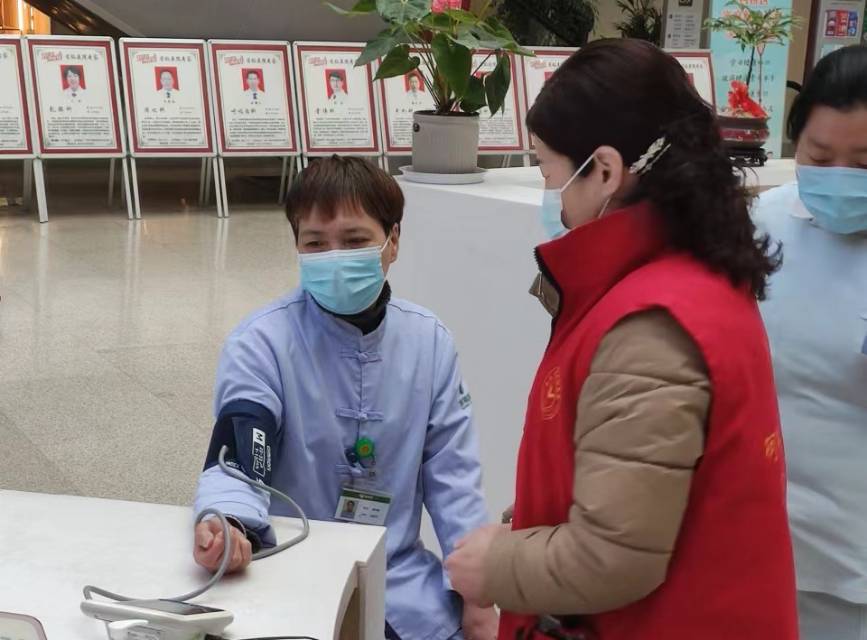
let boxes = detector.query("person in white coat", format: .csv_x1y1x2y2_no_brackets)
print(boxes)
753,44,867,640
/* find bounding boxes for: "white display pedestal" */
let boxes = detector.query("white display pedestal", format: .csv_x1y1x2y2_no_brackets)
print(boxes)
0,490,386,640
394,160,797,545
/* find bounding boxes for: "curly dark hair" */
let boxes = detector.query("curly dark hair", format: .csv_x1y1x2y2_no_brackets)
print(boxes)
527,39,780,300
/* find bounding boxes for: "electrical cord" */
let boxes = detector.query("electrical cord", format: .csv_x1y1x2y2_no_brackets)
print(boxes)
83,445,310,603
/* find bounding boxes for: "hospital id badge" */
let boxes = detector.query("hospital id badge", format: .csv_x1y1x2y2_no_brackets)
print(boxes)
335,487,391,526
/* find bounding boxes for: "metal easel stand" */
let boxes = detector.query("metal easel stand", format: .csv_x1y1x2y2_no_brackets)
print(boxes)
107,158,135,220
129,155,223,219
128,156,143,220
22,158,34,210
198,157,208,206
216,155,228,218
32,158,48,223
277,156,298,204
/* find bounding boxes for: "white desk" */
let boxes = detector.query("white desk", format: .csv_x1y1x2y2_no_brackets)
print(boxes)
0,491,386,640
394,161,796,547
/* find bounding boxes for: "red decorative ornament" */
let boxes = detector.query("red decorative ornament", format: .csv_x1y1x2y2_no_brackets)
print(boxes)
726,80,768,118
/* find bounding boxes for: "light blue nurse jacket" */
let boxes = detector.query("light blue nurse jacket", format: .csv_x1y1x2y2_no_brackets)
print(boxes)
194,288,489,640
755,183,867,603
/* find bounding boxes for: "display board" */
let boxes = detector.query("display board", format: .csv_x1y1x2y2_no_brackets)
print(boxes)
293,42,380,155
520,47,576,114
26,36,124,157
473,51,524,153
378,52,435,154
709,0,791,157
0,36,33,158
663,0,708,50
209,40,299,156
670,50,717,110
811,0,865,63
120,38,215,156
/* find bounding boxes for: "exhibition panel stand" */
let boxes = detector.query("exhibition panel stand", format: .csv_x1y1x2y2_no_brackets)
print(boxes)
669,49,718,110
209,40,303,215
519,46,578,163
25,35,131,222
0,36,38,218
120,38,222,218
473,50,528,168
292,42,384,171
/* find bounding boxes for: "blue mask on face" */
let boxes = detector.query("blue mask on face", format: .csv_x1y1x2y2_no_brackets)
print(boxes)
299,240,389,315
797,164,867,235
539,154,595,240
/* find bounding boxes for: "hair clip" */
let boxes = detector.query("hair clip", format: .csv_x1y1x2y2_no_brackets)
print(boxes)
629,136,671,175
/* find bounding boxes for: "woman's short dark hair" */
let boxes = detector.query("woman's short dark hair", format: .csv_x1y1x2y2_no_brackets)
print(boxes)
285,155,404,238
527,39,780,300
788,45,867,142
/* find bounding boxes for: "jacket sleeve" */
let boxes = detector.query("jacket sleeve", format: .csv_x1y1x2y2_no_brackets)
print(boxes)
482,309,710,615
423,325,490,572
192,327,284,547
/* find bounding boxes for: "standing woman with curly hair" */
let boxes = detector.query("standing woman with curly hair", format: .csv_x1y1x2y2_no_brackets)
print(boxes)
446,39,797,640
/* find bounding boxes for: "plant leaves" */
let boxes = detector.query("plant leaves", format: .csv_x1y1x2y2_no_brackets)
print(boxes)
484,52,511,116
459,74,486,113
377,0,431,23
325,0,377,16
356,26,409,66
375,44,420,79
468,24,515,50
421,12,453,30
443,9,478,23
448,24,483,49
431,33,472,98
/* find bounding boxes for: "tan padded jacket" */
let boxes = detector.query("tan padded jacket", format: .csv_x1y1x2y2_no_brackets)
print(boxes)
483,309,711,615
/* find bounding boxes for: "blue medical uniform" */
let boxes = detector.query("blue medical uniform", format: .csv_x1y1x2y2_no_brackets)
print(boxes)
194,288,489,640
754,184,867,612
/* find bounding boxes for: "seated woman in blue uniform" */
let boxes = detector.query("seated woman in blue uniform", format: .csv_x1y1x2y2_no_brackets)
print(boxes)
191,156,496,640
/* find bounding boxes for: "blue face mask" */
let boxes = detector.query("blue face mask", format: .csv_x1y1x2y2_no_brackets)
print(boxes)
539,154,595,240
797,164,867,235
299,239,389,315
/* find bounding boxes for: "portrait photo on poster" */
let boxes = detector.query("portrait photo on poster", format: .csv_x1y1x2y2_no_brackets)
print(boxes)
326,68,348,103
61,64,86,94
155,66,179,101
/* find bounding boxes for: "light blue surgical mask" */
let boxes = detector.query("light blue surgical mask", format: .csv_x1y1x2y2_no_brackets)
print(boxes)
540,154,595,240
797,164,867,235
299,239,389,315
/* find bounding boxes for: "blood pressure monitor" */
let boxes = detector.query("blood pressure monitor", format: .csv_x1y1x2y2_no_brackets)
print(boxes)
80,599,233,640
0,613,48,640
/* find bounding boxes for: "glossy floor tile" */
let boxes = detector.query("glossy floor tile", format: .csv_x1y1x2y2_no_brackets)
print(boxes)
0,162,299,506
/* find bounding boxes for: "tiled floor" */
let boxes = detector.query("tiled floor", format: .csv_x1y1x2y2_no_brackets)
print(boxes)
0,161,298,505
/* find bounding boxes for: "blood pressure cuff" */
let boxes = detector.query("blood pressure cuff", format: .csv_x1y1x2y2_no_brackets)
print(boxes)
204,399,279,486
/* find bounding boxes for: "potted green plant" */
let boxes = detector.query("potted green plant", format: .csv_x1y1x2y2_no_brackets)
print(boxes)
615,0,663,45
705,0,800,154
329,0,532,175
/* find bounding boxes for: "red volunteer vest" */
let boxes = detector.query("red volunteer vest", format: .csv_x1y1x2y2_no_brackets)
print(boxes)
500,203,797,640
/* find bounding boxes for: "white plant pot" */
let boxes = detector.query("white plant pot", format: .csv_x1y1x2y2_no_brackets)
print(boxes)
412,111,480,174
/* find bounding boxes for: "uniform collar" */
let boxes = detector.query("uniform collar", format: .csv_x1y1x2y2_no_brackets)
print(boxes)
533,201,667,325
305,288,390,349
